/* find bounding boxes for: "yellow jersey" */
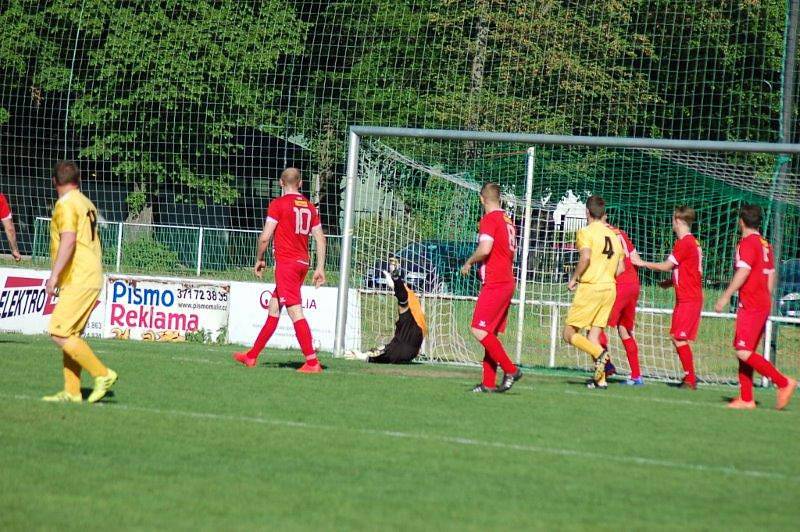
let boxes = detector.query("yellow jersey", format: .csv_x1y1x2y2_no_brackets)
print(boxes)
575,220,622,285
50,189,103,289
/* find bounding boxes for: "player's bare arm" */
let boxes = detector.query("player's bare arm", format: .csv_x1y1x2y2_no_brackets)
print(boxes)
630,254,674,272
254,220,277,278
46,231,77,296
311,225,326,288
714,267,751,313
460,240,492,276
568,247,591,291
2,217,21,261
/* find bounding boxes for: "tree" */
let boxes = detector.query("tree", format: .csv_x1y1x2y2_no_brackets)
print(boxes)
37,0,307,214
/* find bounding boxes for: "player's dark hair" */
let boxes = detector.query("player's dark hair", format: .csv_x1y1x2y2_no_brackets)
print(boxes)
280,167,302,187
586,195,606,219
53,160,80,186
739,204,762,229
673,206,696,226
480,182,501,202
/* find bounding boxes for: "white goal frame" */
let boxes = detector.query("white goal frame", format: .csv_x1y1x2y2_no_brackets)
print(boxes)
333,127,800,378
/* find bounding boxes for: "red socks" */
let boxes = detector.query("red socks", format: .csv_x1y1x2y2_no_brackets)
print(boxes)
479,334,516,375
675,344,696,383
248,315,279,359
622,337,640,379
738,360,754,402
745,353,788,388
482,351,498,388
293,318,319,366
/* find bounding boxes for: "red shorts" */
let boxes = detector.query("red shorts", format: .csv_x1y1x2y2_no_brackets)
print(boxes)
274,260,308,308
670,300,702,341
471,282,515,334
608,282,640,330
733,307,769,352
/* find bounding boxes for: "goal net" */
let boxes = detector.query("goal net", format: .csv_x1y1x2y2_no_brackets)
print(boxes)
342,134,800,384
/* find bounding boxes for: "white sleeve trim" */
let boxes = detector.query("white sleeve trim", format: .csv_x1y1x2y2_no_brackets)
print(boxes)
0,214,11,221
763,268,775,274
265,216,278,224
667,254,679,266
736,260,752,269
311,223,322,230
478,234,494,242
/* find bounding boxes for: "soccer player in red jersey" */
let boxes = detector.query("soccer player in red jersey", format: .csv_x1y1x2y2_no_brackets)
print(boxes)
599,217,644,385
233,168,327,373
460,183,522,393
0,193,21,261
714,205,797,410
632,206,702,389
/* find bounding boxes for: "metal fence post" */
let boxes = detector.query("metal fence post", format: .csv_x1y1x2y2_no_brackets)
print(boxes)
333,130,361,356
762,318,775,387
196,227,204,277
549,303,559,368
115,222,123,272
514,147,536,365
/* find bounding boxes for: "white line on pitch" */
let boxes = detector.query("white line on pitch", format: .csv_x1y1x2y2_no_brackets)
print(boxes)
170,356,226,365
6,393,797,483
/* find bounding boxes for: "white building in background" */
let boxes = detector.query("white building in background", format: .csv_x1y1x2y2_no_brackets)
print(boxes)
552,190,588,232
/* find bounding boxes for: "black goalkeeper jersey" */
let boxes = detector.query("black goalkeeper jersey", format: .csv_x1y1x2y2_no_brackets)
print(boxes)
387,310,424,352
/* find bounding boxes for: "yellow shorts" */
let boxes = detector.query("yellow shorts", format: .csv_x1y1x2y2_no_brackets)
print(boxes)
566,283,616,329
48,286,101,337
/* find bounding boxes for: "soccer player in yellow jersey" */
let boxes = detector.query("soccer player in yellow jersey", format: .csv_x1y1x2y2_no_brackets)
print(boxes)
42,161,117,403
562,196,624,389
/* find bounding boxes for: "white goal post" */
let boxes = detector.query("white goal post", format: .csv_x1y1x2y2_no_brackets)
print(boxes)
333,127,800,383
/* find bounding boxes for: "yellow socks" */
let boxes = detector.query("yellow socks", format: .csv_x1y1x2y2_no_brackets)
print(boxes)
62,352,82,396
570,334,603,359
63,336,107,378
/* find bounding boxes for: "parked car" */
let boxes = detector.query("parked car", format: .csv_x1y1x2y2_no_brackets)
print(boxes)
778,259,800,319
362,240,481,296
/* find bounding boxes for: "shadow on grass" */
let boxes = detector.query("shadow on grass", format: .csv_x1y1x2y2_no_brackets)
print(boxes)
79,387,116,402
258,361,324,370
720,394,761,407
0,338,27,345
565,379,592,387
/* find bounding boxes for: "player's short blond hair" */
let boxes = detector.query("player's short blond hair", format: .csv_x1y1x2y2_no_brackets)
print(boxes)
280,167,302,187
673,206,696,226
480,182,501,202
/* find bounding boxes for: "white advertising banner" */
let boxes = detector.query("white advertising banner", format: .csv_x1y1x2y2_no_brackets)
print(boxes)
0,267,105,337
104,275,230,342
1,267,360,350
227,282,361,353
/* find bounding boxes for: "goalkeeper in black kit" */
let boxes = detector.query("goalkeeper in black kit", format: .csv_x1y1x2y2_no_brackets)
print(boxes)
347,268,427,363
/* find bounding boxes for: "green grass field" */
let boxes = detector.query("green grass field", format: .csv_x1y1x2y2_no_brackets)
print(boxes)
1,334,799,530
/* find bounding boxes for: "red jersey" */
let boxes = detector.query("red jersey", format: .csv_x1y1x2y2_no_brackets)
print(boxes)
265,193,321,264
735,233,774,311
667,234,703,302
0,193,11,220
477,209,516,285
607,224,639,286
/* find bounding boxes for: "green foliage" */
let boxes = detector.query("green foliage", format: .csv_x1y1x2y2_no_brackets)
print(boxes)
29,0,308,207
185,328,212,343
120,234,181,272
0,0,794,216
125,190,148,217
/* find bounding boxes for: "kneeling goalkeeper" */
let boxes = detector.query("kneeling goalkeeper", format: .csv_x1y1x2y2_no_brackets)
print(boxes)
360,269,427,364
